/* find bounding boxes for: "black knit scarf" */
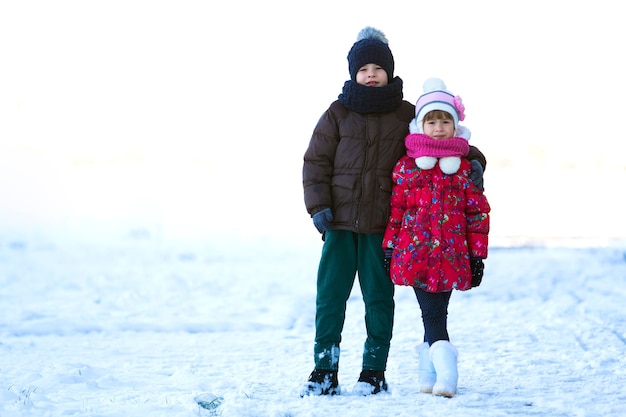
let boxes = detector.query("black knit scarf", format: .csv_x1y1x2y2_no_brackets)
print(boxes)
338,76,404,113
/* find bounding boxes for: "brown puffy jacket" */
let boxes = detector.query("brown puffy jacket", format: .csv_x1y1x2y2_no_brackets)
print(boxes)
303,100,486,234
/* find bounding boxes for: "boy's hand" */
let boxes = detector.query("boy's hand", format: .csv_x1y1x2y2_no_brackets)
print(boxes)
469,159,484,191
312,208,333,234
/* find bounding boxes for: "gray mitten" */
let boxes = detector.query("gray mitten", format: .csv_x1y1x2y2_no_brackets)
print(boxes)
312,208,333,234
469,159,484,191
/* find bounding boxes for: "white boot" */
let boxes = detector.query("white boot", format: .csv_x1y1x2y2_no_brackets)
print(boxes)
429,340,458,397
416,342,436,393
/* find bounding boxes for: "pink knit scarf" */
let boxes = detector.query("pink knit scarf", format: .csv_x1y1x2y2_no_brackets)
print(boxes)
404,133,469,158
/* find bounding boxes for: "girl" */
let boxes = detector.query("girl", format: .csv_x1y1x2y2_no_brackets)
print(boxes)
382,78,490,397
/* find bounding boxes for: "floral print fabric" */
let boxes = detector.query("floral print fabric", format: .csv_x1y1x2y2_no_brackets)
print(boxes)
382,156,490,292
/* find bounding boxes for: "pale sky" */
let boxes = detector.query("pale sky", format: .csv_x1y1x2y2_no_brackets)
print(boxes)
1,0,624,241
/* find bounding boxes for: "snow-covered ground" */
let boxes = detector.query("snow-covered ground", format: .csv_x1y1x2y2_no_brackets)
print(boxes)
1,219,625,416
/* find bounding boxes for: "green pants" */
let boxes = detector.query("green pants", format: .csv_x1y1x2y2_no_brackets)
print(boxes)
313,230,395,371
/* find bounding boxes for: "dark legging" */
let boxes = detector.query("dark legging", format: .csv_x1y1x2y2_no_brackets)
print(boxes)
413,287,452,345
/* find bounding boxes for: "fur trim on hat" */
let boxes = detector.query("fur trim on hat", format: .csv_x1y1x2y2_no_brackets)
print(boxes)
356,26,389,44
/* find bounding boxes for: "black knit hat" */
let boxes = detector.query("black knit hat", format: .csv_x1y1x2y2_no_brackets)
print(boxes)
347,27,394,81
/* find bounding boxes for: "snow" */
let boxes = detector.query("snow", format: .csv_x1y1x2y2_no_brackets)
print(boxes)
2,221,626,416
2,0,626,416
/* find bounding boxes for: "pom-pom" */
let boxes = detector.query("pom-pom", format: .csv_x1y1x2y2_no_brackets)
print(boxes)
439,156,461,174
415,156,437,170
423,77,447,92
356,26,388,44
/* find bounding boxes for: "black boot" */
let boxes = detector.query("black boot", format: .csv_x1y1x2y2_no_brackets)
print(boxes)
301,369,340,396
355,370,388,395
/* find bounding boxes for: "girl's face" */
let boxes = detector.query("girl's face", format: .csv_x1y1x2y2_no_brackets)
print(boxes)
423,117,455,140
355,63,388,87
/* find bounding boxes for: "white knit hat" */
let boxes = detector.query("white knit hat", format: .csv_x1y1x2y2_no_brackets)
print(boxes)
411,78,467,136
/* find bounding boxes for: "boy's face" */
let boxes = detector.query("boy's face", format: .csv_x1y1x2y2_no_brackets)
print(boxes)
355,63,388,87
423,117,455,140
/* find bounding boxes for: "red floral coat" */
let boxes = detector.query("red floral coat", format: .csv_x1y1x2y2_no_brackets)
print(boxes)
382,156,490,292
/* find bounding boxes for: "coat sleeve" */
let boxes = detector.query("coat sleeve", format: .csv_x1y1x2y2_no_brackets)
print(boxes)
303,107,340,216
382,159,408,249
465,180,490,258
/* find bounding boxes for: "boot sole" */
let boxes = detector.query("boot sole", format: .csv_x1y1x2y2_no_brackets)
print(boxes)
433,390,456,398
